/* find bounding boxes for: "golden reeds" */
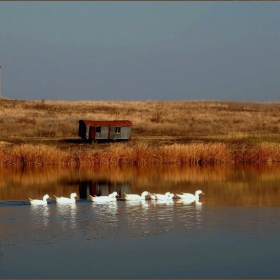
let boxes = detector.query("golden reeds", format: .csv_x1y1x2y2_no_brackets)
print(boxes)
234,142,280,163
0,143,68,166
0,142,280,166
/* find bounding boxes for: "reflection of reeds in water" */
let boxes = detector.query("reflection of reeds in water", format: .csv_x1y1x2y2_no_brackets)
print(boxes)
0,166,80,200
1,164,280,189
1,142,280,166
0,165,222,188
1,164,280,204
201,180,280,206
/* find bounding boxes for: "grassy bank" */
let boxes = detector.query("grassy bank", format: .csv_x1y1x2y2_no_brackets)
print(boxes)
0,98,280,166
1,141,280,166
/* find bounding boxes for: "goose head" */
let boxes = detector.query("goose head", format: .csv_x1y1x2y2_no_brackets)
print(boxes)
43,194,50,200
70,193,78,199
109,191,118,198
195,190,205,197
169,193,175,199
141,191,149,197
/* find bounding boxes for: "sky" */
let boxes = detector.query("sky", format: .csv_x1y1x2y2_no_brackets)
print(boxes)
0,2,280,102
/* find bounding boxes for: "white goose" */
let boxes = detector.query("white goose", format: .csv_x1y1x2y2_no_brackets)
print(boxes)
123,191,150,201
89,191,118,202
152,192,174,200
176,190,204,200
54,192,78,203
29,194,50,205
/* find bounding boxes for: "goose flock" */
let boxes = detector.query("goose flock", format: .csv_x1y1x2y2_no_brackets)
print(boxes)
29,190,204,205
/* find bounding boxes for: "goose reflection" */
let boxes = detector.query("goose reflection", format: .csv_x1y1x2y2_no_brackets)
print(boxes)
30,204,50,227
56,203,77,229
156,204,174,231
156,199,174,206
176,198,203,207
176,199,194,205
175,199,203,228
106,201,118,215
92,201,118,216
194,199,203,211
125,200,149,209
124,201,150,233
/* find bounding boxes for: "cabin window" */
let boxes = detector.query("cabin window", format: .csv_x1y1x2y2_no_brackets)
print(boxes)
115,127,121,134
95,126,101,133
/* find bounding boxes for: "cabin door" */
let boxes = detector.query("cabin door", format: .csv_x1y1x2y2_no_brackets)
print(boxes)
89,126,95,140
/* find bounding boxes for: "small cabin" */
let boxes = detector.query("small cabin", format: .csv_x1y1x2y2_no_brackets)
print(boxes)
78,120,133,143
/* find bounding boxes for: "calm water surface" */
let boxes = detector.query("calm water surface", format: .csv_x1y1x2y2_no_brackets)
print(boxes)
0,164,280,278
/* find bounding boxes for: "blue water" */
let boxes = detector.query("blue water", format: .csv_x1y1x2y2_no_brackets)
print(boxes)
1,199,280,278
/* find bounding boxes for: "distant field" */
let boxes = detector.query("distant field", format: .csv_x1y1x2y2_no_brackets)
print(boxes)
0,98,280,165
1,98,280,139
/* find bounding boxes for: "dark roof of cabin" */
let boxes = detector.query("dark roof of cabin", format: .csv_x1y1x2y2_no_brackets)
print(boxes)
79,120,133,126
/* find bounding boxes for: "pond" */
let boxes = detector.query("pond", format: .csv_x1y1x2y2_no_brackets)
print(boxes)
0,164,280,278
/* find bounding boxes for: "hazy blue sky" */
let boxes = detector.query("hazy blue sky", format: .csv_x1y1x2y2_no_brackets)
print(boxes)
0,2,280,101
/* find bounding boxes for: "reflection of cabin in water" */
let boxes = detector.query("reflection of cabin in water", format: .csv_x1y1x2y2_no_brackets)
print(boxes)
79,180,131,199
78,120,133,143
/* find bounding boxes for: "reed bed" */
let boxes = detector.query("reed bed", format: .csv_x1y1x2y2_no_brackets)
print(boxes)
234,142,280,163
1,142,280,167
0,143,69,166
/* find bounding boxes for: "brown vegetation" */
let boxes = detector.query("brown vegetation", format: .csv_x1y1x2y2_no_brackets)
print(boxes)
0,98,280,166
0,141,280,166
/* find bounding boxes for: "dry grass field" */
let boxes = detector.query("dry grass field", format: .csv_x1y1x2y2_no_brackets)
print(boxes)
0,98,280,166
